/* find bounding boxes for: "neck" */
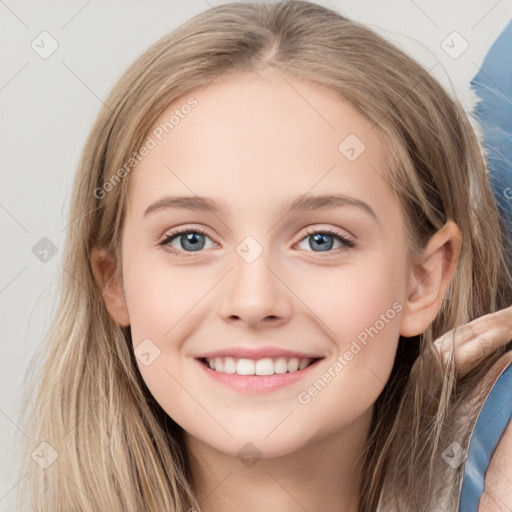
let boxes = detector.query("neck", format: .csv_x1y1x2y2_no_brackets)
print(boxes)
183,406,373,512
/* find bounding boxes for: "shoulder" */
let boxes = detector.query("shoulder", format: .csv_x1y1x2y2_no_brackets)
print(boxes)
478,416,512,511
476,356,512,511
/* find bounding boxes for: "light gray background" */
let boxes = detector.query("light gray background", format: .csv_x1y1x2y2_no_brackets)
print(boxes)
1,0,511,508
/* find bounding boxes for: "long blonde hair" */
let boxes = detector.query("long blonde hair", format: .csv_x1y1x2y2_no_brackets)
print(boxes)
15,1,512,510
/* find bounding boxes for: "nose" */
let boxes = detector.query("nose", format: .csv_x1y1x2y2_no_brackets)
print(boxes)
218,249,293,328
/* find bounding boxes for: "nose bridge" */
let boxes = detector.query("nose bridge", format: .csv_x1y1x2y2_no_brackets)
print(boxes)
218,234,292,325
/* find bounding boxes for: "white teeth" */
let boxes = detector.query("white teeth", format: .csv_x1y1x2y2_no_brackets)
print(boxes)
287,358,300,372
223,357,237,374
204,356,315,375
237,358,255,375
299,359,309,370
255,358,274,375
274,357,288,374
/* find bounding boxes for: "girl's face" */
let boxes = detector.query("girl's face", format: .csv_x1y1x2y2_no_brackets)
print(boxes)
119,71,411,458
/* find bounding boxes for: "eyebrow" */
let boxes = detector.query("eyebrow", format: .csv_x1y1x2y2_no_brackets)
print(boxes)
143,193,379,222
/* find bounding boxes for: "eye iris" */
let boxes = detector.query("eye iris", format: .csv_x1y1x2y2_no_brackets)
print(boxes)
181,232,205,251
166,230,347,254
310,233,334,251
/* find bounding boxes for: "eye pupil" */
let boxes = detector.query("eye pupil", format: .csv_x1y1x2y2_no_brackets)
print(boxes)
310,233,334,251
182,232,205,251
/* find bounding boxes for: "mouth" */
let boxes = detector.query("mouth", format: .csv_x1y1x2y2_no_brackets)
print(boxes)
197,356,323,376
195,355,325,393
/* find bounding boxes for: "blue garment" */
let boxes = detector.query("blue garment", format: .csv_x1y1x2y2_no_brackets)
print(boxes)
458,362,512,511
470,19,512,259
458,19,512,511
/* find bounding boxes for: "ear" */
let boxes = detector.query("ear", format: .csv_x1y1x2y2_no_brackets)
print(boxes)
399,220,462,337
90,246,130,327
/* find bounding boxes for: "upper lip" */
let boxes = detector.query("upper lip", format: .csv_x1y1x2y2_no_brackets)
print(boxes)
195,346,325,360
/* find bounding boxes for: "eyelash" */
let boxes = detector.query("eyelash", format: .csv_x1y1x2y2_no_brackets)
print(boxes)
158,226,356,257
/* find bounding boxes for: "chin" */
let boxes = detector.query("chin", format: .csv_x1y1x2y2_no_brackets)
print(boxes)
187,423,311,461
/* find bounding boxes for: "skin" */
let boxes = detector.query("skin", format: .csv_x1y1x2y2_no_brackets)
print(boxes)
91,70,462,511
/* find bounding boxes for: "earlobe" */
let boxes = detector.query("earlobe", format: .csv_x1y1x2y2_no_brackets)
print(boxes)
90,246,130,327
400,220,462,337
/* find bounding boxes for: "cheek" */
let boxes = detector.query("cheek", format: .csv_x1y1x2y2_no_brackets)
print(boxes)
123,259,217,398
295,255,406,397
298,255,405,339
124,256,209,344
123,261,202,414
292,281,403,439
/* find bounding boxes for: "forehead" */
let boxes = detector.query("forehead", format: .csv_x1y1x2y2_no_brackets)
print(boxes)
126,71,397,223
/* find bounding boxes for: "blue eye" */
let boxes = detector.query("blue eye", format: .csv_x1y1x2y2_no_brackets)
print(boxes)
159,228,215,255
159,227,355,257
298,228,355,254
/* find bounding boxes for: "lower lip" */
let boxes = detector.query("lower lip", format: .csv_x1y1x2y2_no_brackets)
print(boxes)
195,358,324,393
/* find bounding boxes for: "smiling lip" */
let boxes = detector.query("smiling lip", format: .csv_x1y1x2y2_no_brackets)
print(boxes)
194,346,324,360
195,356,324,393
